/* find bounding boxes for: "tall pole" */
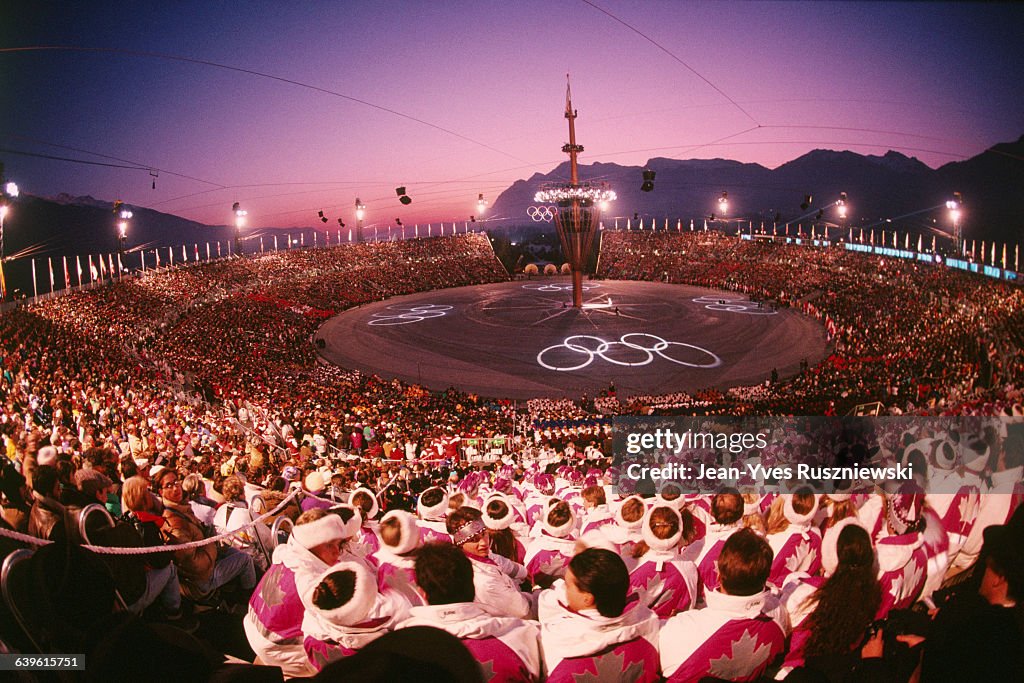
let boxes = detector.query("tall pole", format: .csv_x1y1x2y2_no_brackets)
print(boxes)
534,77,614,308
565,78,583,307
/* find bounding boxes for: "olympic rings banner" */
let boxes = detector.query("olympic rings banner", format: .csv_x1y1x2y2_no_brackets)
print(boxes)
526,205,557,222
368,304,453,326
537,333,722,372
611,415,1022,496
522,282,601,293
691,296,777,315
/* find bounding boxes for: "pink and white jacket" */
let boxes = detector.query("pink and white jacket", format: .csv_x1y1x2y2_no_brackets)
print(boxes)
302,589,410,672
629,550,699,618
659,588,790,682
470,552,533,620
523,533,576,584
243,537,326,677
373,546,424,608
416,518,453,544
765,525,822,589
681,521,743,595
874,528,928,618
403,602,541,682
956,465,1024,572
539,582,660,682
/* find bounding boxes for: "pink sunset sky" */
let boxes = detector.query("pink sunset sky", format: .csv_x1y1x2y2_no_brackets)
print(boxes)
1,1,1021,228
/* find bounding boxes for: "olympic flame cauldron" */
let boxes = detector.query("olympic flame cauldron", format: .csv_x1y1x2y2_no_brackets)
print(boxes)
535,182,615,307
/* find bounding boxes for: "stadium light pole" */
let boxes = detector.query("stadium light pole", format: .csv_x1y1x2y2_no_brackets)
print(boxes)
717,191,731,234
233,202,247,256
836,192,849,238
355,198,366,243
946,193,962,255
476,193,487,229
0,180,17,300
117,207,133,253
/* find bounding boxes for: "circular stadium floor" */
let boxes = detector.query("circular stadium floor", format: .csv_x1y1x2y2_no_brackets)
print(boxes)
316,278,831,400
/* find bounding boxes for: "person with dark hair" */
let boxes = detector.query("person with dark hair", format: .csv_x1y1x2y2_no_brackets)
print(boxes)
779,523,881,678
28,463,70,541
539,548,660,682
417,486,453,543
629,504,699,617
448,506,533,620
481,494,527,564
523,499,576,587
682,487,746,595
660,528,789,681
245,506,360,677
402,542,541,681
858,505,1024,682
301,560,410,672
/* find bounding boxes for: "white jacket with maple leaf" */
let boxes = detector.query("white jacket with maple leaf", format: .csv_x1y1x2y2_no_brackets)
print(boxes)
470,552,533,620
659,588,790,681
538,581,660,676
403,602,541,681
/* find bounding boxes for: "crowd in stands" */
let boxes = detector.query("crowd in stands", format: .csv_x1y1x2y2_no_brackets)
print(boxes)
599,231,1024,417
0,231,1022,680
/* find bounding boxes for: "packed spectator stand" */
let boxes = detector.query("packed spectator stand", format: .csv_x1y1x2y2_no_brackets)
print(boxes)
0,231,1022,681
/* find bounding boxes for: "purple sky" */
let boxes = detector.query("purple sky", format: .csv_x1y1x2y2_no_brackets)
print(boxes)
2,1,1021,228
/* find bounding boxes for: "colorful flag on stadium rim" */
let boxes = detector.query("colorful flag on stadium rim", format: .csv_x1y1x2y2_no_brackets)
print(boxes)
63,255,69,289
195,244,199,261
108,253,114,275
0,261,6,299
155,249,160,267
99,253,106,277
76,255,83,285
48,257,54,290
116,253,122,276
89,255,98,281
182,244,187,262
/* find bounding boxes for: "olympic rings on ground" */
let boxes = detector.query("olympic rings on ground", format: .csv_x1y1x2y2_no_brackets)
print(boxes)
537,333,722,372
691,296,777,315
522,283,601,292
368,304,453,326
526,205,557,222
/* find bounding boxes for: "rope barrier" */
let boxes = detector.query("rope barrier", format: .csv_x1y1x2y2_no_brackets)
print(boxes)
0,488,301,555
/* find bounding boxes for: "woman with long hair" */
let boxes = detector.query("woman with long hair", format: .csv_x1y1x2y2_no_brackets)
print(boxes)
782,523,882,679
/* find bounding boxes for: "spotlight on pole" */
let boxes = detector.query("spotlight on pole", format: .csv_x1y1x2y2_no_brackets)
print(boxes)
115,204,133,253
232,202,247,254
640,169,656,192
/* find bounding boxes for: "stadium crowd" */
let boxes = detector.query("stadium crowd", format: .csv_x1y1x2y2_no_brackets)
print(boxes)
598,231,1024,417
0,231,1022,681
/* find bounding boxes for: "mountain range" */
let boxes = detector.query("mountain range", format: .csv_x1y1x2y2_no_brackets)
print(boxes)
1,136,1021,297
490,135,1024,245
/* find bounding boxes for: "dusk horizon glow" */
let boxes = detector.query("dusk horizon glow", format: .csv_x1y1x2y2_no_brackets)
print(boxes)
2,1,1022,228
